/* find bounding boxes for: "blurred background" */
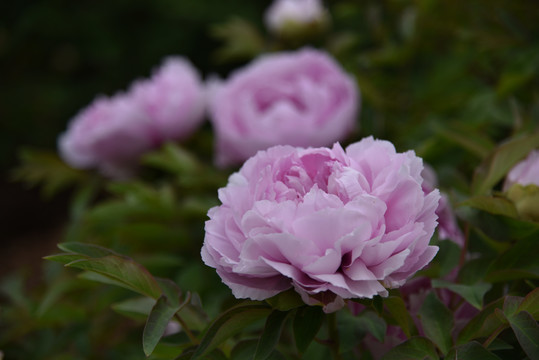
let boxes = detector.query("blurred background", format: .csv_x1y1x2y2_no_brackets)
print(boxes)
0,1,538,357
0,0,272,275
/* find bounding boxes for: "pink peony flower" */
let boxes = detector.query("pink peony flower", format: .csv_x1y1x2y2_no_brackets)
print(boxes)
503,149,539,221
58,57,205,178
130,57,205,143
201,137,440,312
264,0,329,35
503,149,539,190
208,48,359,167
421,165,464,247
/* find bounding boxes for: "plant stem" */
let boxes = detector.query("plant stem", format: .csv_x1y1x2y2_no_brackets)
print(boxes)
327,312,342,360
175,313,199,345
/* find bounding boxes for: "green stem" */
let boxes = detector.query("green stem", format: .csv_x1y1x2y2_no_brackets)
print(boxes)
175,313,199,345
327,312,342,360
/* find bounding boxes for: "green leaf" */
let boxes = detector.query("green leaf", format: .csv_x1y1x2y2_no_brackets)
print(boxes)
457,257,494,285
384,296,414,337
11,148,85,198
381,337,438,360
446,341,502,360
143,294,186,356
417,292,453,354
191,303,271,360
58,242,118,258
437,240,462,277
293,306,324,354
431,280,491,310
486,235,539,282
253,310,289,360
142,143,199,174
266,289,304,311
457,298,505,344
112,297,156,319
471,132,539,195
230,340,285,360
436,126,494,159
338,310,387,352
507,311,539,360
210,17,264,63
357,311,387,343
460,195,518,218
65,255,162,299
45,253,88,264
517,288,539,320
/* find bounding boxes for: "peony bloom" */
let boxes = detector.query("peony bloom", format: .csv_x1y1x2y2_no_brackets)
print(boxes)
59,57,205,178
421,165,464,247
208,48,359,167
202,137,440,312
503,149,539,221
503,149,539,190
129,57,205,143
264,0,329,36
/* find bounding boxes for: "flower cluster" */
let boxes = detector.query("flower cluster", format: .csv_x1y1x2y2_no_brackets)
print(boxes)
202,137,440,311
59,57,205,178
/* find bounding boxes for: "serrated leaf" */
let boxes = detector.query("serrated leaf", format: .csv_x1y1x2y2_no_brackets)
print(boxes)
65,255,162,299
507,311,539,360
253,310,289,360
191,303,271,360
381,337,438,360
417,292,453,354
431,280,491,310
446,341,502,360
460,195,518,218
384,296,413,337
293,306,324,354
472,132,539,195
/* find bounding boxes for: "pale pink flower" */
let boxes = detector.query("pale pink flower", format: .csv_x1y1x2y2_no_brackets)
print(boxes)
503,149,539,190
208,48,359,167
202,137,439,312
421,165,464,247
59,57,205,178
265,0,328,34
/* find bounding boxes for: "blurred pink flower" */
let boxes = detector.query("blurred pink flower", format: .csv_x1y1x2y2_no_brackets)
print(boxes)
59,57,205,178
421,165,464,246
265,0,328,34
503,149,539,190
208,48,359,167
201,137,440,312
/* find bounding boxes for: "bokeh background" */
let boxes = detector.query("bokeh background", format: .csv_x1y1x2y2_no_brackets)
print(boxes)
1,0,272,274
1,0,538,358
